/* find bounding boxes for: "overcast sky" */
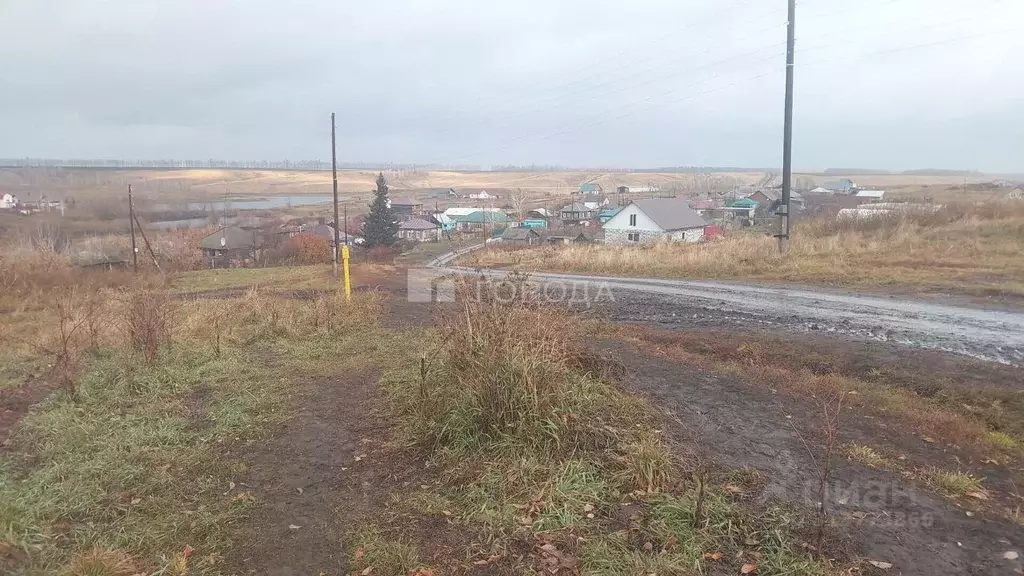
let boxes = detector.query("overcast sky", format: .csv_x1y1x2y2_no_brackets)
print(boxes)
2,0,1022,172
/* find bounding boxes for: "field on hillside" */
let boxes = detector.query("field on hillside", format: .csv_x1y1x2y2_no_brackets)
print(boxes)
3,234,1024,574
0,167,1009,204
461,201,1024,300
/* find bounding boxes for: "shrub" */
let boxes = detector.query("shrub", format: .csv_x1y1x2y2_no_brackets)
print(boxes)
122,288,172,363
281,233,332,265
366,245,394,263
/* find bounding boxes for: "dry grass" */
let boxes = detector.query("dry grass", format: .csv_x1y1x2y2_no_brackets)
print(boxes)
846,445,889,468
376,278,826,575
921,469,986,497
462,201,1024,298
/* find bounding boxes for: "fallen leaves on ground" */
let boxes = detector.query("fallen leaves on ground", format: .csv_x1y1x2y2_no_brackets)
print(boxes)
473,555,501,566
536,541,579,574
702,552,724,560
868,560,893,569
740,563,757,574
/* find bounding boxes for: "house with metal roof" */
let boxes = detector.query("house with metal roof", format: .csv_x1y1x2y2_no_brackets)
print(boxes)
579,182,602,194
602,198,707,245
824,178,857,193
451,210,513,232
559,202,598,225
397,217,441,242
500,227,543,245
854,189,886,201
200,226,266,267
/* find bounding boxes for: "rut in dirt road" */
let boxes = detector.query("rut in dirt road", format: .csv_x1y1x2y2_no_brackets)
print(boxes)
444,264,1024,365
597,342,1024,576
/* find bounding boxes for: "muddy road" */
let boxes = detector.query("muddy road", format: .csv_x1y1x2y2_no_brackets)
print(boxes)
441,263,1024,365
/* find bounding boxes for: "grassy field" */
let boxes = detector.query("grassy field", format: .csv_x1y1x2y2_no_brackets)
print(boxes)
3,231,1023,574
461,201,1024,299
1,167,1008,203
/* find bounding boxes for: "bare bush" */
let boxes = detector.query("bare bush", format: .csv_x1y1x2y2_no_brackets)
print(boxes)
32,288,96,394
121,288,172,363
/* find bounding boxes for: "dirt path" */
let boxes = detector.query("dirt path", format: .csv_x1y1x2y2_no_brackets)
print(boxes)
226,299,440,576
441,264,1024,365
0,377,56,450
227,366,389,575
596,341,1024,575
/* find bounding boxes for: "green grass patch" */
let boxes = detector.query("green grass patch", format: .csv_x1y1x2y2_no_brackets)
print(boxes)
0,344,278,575
0,289,391,575
347,527,429,576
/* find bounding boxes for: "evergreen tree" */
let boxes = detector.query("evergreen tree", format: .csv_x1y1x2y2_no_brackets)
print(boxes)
362,172,399,247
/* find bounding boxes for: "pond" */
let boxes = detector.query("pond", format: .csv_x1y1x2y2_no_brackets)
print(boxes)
182,194,336,211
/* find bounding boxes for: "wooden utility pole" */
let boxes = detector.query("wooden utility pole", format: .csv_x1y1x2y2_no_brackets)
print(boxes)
131,210,161,272
331,112,341,278
128,184,138,272
778,0,796,253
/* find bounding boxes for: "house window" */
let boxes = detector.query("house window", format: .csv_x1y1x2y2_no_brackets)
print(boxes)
627,232,640,242
629,214,637,226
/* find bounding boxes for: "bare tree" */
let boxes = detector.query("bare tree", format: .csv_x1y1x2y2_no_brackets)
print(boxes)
509,187,529,222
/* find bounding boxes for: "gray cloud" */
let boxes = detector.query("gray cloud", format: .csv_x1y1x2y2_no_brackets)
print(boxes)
1,0,1021,171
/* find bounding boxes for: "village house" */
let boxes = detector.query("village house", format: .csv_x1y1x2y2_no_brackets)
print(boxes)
397,217,441,242
543,227,600,245
430,212,457,232
520,217,548,229
745,189,804,212
452,210,513,233
602,198,707,245
823,178,857,193
468,190,496,200
1,193,18,209
559,202,597,225
200,227,266,268
389,200,424,218
579,182,602,194
1007,186,1024,200
500,227,543,245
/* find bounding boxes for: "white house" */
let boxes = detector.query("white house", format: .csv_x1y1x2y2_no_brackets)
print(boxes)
1,193,18,209
468,190,495,200
602,198,707,245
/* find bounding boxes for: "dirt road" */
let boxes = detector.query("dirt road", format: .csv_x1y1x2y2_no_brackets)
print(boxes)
437,254,1024,364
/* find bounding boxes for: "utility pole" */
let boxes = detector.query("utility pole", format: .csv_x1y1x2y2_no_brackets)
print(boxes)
331,112,341,277
343,203,349,246
778,0,796,253
128,184,138,272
